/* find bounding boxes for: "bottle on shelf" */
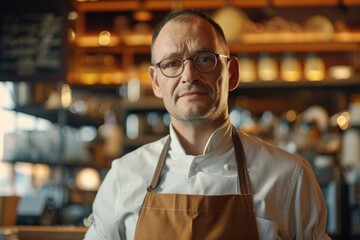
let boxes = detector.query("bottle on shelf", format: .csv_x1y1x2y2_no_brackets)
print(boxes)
305,52,325,81
281,52,301,82
257,53,278,81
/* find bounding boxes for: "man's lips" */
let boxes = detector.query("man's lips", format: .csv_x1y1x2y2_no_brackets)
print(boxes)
179,91,207,97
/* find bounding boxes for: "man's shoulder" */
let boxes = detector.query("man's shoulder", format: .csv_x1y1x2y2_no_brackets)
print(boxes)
238,131,305,168
111,135,169,168
103,135,170,190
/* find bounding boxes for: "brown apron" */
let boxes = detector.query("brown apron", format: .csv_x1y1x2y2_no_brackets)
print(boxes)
134,127,259,239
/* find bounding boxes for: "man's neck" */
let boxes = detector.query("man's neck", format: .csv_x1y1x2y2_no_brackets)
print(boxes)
171,118,227,155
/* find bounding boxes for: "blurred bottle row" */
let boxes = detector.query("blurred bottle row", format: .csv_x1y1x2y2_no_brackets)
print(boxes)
238,52,354,82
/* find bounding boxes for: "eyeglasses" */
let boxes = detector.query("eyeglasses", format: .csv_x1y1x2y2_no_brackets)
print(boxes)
155,52,229,78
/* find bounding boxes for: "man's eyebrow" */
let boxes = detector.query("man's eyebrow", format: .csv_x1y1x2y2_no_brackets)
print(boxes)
159,49,215,60
160,52,182,59
194,49,215,54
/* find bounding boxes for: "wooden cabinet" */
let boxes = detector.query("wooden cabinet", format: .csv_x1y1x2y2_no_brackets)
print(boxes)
66,0,360,158
68,0,360,106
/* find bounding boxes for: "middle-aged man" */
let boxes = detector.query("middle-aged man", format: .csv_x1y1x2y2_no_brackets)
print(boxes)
84,9,330,240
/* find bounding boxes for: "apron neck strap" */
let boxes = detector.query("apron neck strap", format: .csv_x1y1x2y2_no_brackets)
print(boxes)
148,127,252,195
147,137,171,191
231,127,252,194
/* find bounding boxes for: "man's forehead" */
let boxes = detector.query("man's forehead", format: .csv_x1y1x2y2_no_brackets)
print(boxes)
162,16,203,32
157,17,214,43
155,22,216,51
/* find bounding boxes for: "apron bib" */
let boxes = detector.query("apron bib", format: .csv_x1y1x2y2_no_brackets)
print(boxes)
134,127,259,239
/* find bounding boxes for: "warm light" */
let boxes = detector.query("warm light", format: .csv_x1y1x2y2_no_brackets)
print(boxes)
329,66,353,80
81,73,98,85
67,11,78,21
98,31,111,46
337,115,347,128
337,111,350,130
238,55,256,82
77,35,120,47
33,164,50,188
306,70,325,81
305,53,325,81
258,53,278,81
61,84,72,108
68,28,76,42
33,164,50,180
285,110,297,122
282,70,301,82
75,168,100,191
281,53,301,82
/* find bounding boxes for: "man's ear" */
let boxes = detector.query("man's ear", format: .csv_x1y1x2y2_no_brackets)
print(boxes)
228,57,240,91
148,66,163,98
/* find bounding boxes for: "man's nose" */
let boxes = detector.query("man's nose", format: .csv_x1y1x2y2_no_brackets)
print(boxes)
181,60,198,83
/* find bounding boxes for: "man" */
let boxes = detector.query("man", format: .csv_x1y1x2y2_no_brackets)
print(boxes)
84,9,330,239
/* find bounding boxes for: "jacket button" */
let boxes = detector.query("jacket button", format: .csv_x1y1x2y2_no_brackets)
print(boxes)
223,164,231,171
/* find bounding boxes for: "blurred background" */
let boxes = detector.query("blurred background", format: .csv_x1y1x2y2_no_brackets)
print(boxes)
0,0,360,239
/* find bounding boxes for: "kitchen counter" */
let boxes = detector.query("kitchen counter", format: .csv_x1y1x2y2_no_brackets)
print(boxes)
0,226,87,240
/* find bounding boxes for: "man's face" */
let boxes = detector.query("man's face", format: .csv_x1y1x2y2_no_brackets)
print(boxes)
148,17,238,127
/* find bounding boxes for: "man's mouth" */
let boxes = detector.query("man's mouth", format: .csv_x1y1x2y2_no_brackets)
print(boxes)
180,91,205,97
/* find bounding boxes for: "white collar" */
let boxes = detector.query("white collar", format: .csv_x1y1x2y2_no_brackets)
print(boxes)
169,119,234,155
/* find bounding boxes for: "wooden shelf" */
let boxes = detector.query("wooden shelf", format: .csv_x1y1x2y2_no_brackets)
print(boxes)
236,77,360,90
3,226,88,240
73,0,360,12
272,0,338,7
230,38,360,53
73,34,360,54
74,44,151,54
12,105,102,128
73,0,268,12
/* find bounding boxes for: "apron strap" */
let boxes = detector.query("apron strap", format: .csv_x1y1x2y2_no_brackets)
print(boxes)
231,127,252,195
147,136,171,191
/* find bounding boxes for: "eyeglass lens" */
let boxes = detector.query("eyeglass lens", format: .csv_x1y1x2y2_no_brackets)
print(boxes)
159,53,218,77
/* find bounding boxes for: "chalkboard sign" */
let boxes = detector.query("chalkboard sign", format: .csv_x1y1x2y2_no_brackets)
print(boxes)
0,3,67,82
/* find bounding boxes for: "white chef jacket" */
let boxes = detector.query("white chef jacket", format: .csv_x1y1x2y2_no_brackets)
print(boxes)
84,119,330,240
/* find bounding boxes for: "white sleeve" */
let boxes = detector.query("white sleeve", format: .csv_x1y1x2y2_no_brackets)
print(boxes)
83,165,122,240
288,159,331,240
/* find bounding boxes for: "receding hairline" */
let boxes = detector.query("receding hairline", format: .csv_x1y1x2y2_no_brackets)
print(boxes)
151,10,229,63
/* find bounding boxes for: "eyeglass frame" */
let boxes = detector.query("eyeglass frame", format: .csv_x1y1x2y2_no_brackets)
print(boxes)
154,52,230,78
